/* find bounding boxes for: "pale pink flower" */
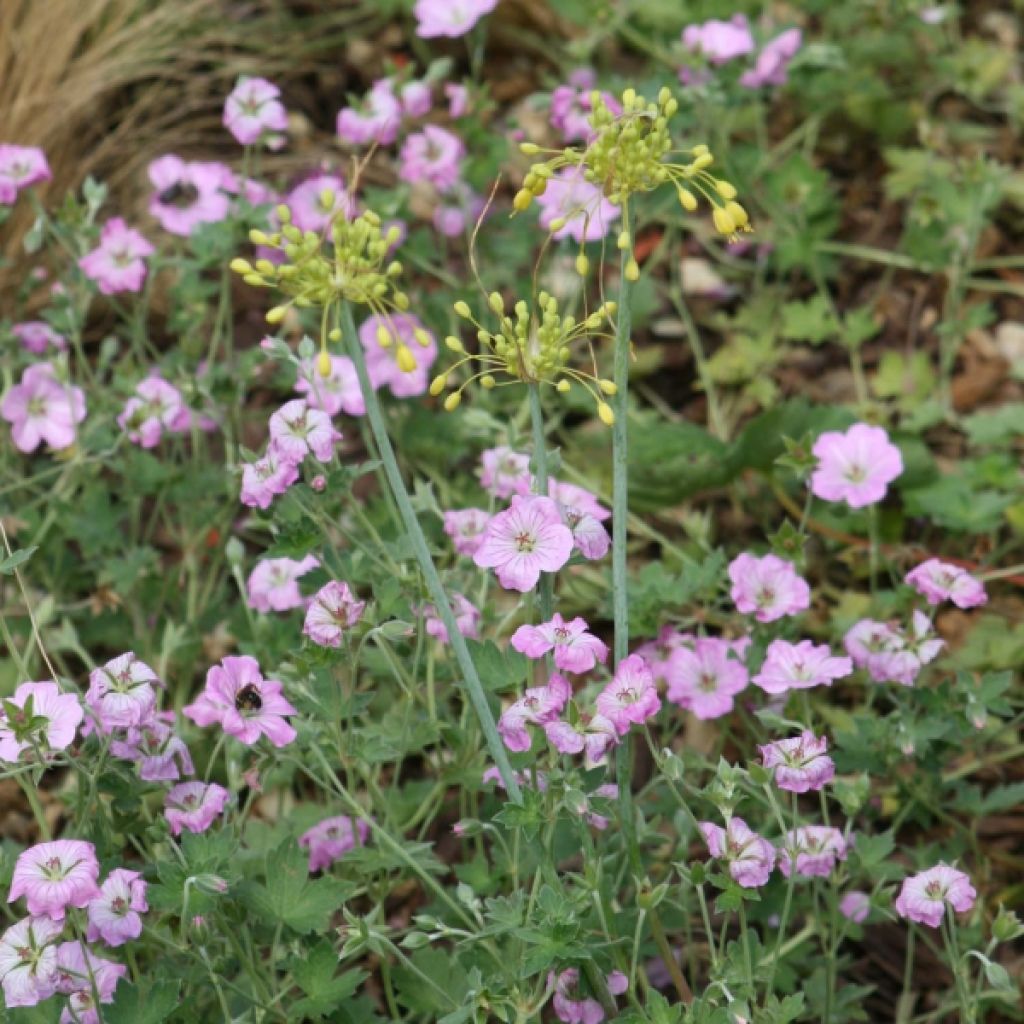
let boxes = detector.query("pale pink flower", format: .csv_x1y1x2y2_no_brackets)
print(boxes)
759,732,834,793
0,915,61,1007
148,155,233,236
400,79,432,117
295,354,365,417
479,447,532,498
547,479,609,521
413,0,498,38
810,423,903,508
549,73,621,142
360,312,438,398
682,16,755,63
117,376,185,448
665,637,749,720
78,218,154,295
575,783,619,830
753,639,853,695
497,675,571,752
778,826,848,878
111,714,194,782
596,655,661,735
473,495,574,592
268,399,340,464
839,891,870,923
163,781,230,835
299,815,369,872
304,581,366,647
844,618,903,675
184,655,297,747
545,713,620,766
286,174,353,233
905,558,987,609
9,841,100,921
12,322,66,354
740,29,802,88
548,967,607,1024
2,363,86,454
84,652,159,734
53,941,126,1003
894,865,976,928
443,507,490,557
399,125,464,191
336,79,402,146
86,870,147,947
240,448,300,509
424,592,480,643
559,503,610,560
700,817,775,888
0,145,51,203
445,83,469,118
536,168,619,242
511,614,608,674
635,626,694,684
247,555,319,613
224,76,287,148
0,681,83,763
728,552,810,623
432,181,485,237
482,765,548,792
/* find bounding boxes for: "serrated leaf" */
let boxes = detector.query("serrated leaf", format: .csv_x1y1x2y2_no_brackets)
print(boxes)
104,980,181,1024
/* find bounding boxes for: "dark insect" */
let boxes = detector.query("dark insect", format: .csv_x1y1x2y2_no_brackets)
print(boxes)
157,182,199,207
235,684,263,711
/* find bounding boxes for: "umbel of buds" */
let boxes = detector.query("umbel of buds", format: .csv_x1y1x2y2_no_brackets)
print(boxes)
230,192,411,376
432,291,619,424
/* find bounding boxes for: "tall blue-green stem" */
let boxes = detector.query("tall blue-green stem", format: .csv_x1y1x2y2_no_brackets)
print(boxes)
339,301,522,803
528,383,554,623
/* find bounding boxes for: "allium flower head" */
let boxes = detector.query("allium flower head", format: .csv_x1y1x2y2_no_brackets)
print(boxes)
596,654,661,734
224,76,288,148
84,652,159,734
78,218,154,295
9,840,101,921
13,322,66,354
117,376,186,449
268,399,341,464
183,655,297,747
536,168,620,242
753,639,853,695
497,675,570,752
86,869,148,946
905,558,987,609
894,864,976,928
479,447,532,499
164,781,230,835
0,915,62,1007
473,495,574,592
778,826,848,878
2,363,86,454
247,555,320,613
303,581,366,647
360,312,437,399
299,815,369,872
444,507,491,557
810,423,903,508
399,125,464,192
759,732,834,793
295,354,365,417
413,0,498,38
728,552,810,623
665,637,749,720
336,79,403,146
148,155,233,236
682,16,756,63
240,448,300,509
511,614,608,674
700,817,775,888
424,592,480,643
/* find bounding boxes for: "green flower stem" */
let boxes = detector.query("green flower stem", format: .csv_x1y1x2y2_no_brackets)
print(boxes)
338,301,522,803
528,384,553,623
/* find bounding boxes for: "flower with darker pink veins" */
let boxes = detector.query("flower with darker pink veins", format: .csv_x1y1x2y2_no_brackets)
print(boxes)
700,817,775,888
295,353,365,417
336,80,403,146
479,447,532,498
0,681,82,764
78,218,154,295
483,765,548,792
497,675,571,752
0,145,50,204
778,826,849,878
759,732,834,793
268,399,340,464
424,592,480,643
754,639,853,695
85,870,147,947
665,637,749,720
84,652,159,734
247,555,320,613
13,322,66,354
544,712,620,766
844,618,903,678
549,966,625,1024
224,77,287,148
9,841,100,921
117,376,185,449
53,941,126,1012
444,507,491,557
299,815,369,872
728,552,810,623
547,479,609,521
682,15,755,63
2,363,86,454
559,502,610,561
596,655,661,735
511,614,608,674
240,448,300,509
360,312,438,398
163,781,230,836
810,423,903,508
536,168,620,243
474,495,574,592
111,714,194,782
148,156,233,236
304,581,366,647
286,174,353,233
0,915,61,1008
413,0,498,38
399,125,464,191
839,891,871,923
636,626,694,684
905,558,987,609
185,656,297,747
740,28,803,88
894,865,976,928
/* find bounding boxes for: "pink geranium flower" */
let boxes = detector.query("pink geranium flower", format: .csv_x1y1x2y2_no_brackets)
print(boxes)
184,655,297,747
117,376,186,449
111,713,194,782
0,681,83,763
78,218,154,295
9,840,101,921
399,125,465,191
596,655,661,735
360,312,438,398
164,781,230,835
445,83,469,118
753,639,853,695
905,558,987,609
682,15,755,63
479,447,532,498
547,480,609,521
511,614,608,674
286,174,353,233
84,652,159,734
12,322,66,354
400,79,432,117
0,915,62,1008
778,826,849,878
549,966,626,1024
2,363,86,454
810,423,903,508
424,592,480,643
303,581,366,647
295,354,365,417
224,77,287,148
443,507,491,557
299,815,369,872
247,555,319,613
240,448,300,509
665,637,748,720
413,0,498,38
839,891,871,923
759,732,834,793
740,28,802,88
148,155,233,236
86,869,148,947
544,713,620,767
700,817,775,888
635,626,695,684
894,865,976,928
53,941,126,1019
497,675,571,752
473,495,574,592
336,79,403,146
268,399,340,465
559,502,610,560
432,180,485,237
536,168,619,242
0,145,50,203
728,552,810,623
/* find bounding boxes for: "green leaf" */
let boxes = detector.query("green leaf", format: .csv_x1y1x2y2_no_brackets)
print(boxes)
464,639,528,692
0,546,37,575
853,830,894,868
104,980,181,1024
289,940,366,1020
781,295,838,344
977,781,1024,815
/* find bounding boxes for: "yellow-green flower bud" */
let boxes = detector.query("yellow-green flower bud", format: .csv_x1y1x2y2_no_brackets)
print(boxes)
275,204,292,223
548,216,566,233
488,292,504,315
677,187,698,212
519,142,541,155
715,180,738,200
413,328,432,348
445,335,464,352
597,402,615,426
599,379,617,395
713,206,737,237
725,201,749,228
443,392,461,412
230,258,253,275
394,292,410,311
266,306,286,325
625,257,640,282
480,375,496,389
317,351,331,377
617,230,631,251
376,324,393,348
396,344,416,373
243,274,264,286
429,374,447,396
454,301,472,319
513,189,533,212
328,328,342,342
575,252,590,276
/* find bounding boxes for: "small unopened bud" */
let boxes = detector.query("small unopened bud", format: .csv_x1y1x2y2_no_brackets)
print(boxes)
625,257,640,282
429,374,447,396
319,187,335,210
254,259,276,276
575,251,590,276
677,187,698,212
488,292,504,315
243,274,264,287
396,344,416,373
556,379,571,393
480,375,496,389
712,206,737,237
616,230,631,251
376,324,393,348
265,306,286,325
454,301,472,319
443,392,461,412
548,216,566,233
317,351,332,378
328,327,342,342
716,180,738,200
725,201,749,228
444,335,464,353
249,228,270,245
597,402,615,426
519,142,541,155
599,379,616,395
310,475,326,492
230,258,253,275
275,204,292,223
413,328,432,348
512,189,533,212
